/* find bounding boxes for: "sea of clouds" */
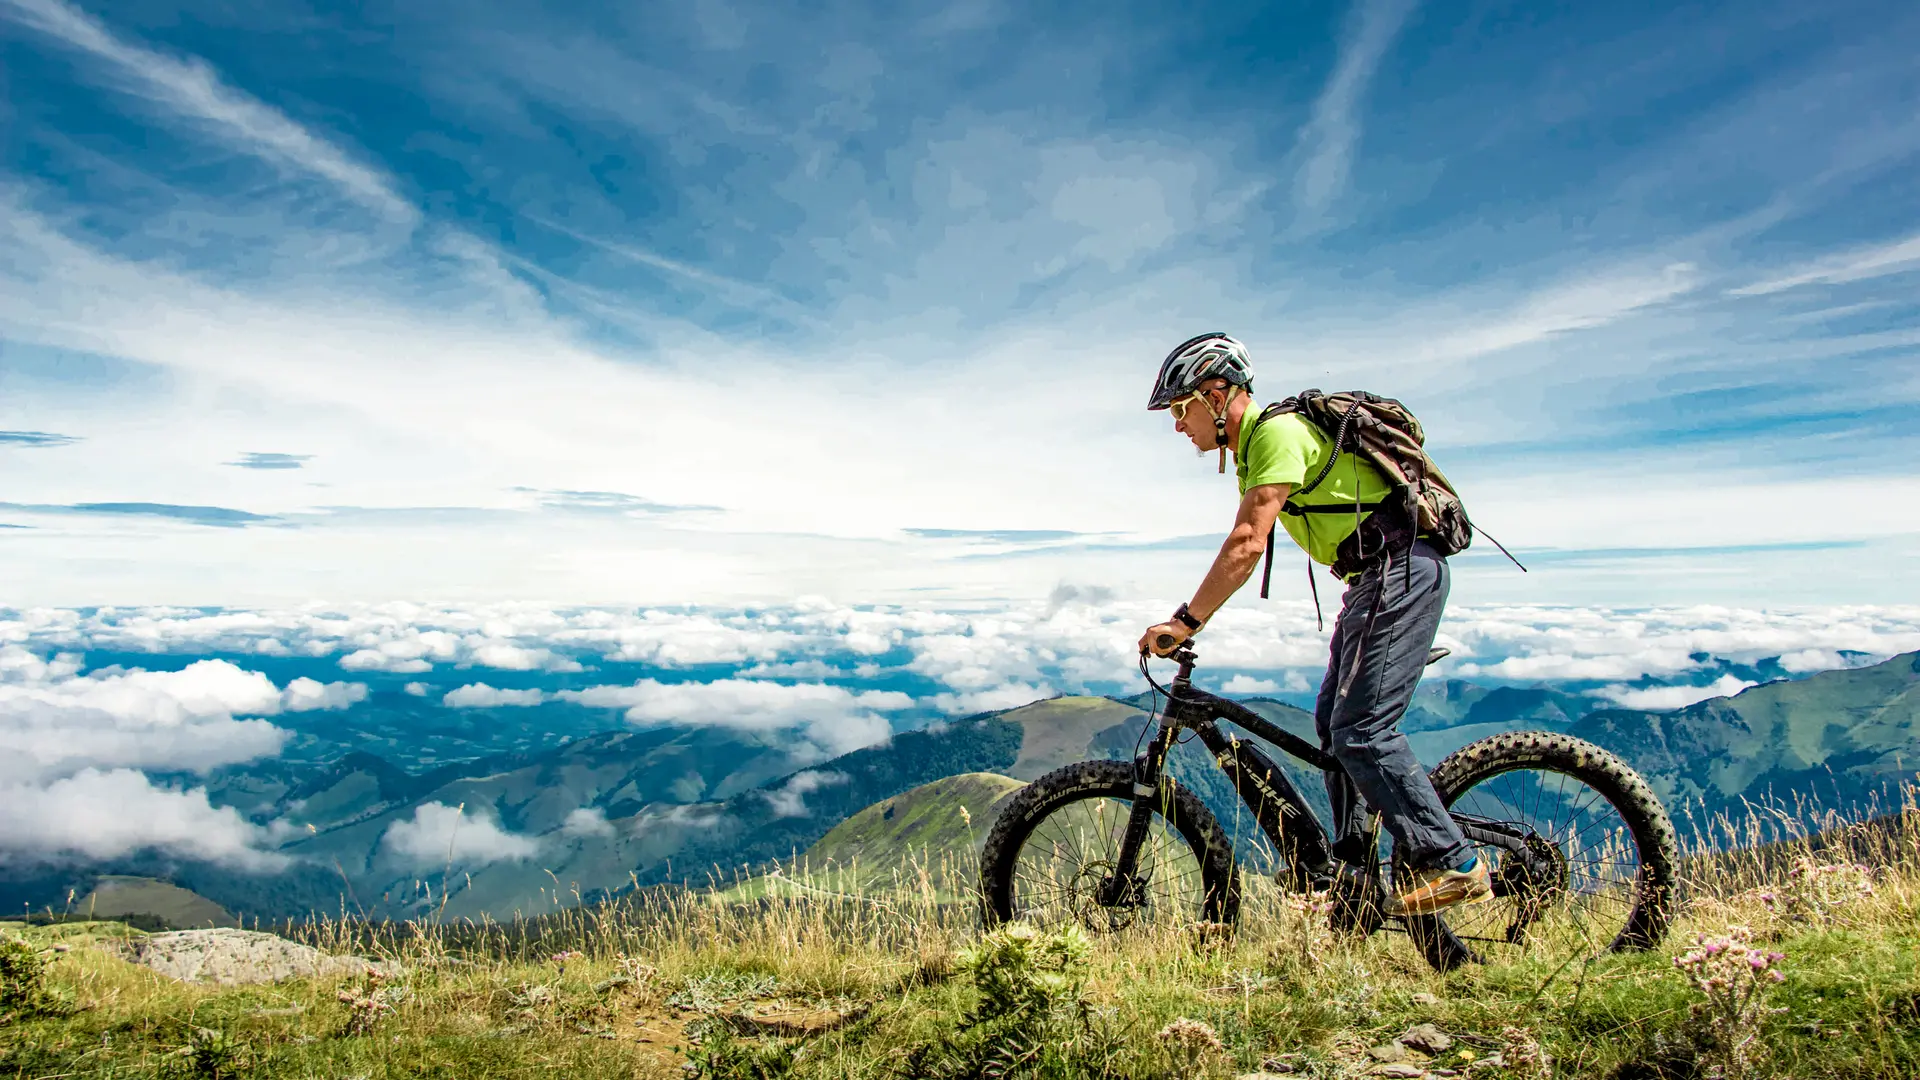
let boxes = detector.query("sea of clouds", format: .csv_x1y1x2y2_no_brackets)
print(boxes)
3,597,1918,871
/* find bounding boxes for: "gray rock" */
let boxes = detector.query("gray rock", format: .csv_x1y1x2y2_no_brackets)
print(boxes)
108,929,392,986
1410,992,1440,1006
1369,1041,1410,1062
1401,1023,1453,1054
1371,1066,1427,1078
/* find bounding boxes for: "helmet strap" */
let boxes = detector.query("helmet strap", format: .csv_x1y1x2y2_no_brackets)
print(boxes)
1205,390,1232,471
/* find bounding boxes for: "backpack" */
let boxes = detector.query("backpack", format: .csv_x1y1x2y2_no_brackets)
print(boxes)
1253,390,1523,605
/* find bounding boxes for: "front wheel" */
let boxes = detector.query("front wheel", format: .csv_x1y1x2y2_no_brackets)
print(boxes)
979,760,1240,932
1406,732,1679,971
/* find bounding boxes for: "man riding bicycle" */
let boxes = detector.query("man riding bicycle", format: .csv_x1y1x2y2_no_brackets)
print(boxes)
1136,332,1490,917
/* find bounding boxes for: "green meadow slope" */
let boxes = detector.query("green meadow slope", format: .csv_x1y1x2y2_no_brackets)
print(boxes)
800,772,1025,882
73,877,235,930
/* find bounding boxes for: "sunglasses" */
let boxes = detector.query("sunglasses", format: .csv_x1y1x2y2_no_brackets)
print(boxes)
1168,391,1216,422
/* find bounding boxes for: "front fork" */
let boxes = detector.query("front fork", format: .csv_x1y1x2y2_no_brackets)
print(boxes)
1097,715,1179,907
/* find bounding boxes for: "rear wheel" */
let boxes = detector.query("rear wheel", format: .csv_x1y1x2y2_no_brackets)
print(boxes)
979,760,1240,932
1404,732,1678,972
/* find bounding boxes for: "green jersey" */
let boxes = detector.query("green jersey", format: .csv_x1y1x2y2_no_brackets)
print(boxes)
1234,407,1394,569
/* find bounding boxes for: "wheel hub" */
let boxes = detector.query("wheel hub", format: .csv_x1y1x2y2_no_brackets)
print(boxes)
1492,831,1570,943
1066,860,1148,933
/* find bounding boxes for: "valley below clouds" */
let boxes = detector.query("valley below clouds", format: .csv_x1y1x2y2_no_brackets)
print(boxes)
3,597,1919,920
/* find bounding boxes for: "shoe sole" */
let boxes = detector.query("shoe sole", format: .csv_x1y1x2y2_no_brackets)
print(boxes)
1388,884,1494,919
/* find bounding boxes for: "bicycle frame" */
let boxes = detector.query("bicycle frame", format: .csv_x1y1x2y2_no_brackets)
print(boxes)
1100,645,1541,909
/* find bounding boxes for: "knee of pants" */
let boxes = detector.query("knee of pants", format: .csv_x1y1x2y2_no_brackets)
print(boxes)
1328,729,1418,775
1326,732,1382,769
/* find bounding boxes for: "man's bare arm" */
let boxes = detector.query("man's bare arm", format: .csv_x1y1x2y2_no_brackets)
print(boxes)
1189,483,1290,624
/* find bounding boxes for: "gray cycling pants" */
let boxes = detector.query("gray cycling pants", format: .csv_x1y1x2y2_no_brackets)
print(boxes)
1314,538,1471,872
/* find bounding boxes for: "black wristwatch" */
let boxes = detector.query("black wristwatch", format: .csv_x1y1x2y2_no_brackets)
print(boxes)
1172,603,1204,632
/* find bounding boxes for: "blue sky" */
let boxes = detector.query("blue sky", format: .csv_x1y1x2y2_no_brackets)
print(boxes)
1,0,1918,608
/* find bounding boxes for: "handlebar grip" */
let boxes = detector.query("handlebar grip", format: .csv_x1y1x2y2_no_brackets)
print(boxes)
1154,634,1177,652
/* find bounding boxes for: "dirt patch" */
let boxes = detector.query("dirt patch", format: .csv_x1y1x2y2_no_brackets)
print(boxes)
602,996,695,1074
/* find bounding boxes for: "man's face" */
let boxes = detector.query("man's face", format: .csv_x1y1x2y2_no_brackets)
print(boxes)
1171,387,1225,450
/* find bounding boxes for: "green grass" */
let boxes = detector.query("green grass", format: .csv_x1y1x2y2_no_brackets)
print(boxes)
6,804,1920,1079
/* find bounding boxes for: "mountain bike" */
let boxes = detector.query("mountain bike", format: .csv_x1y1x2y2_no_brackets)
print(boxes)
978,639,1678,971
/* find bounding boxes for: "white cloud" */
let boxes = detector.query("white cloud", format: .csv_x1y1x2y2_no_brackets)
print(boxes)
558,678,906,756
337,629,462,673
1593,674,1758,712
403,681,431,697
762,770,848,818
6,601,1920,734
0,767,286,868
339,651,430,673
280,677,369,711
1443,604,1920,684
379,802,539,868
1221,674,1282,696
570,614,811,666
0,653,292,782
443,683,546,708
1777,649,1854,674
465,642,583,672
560,806,615,838
0,647,375,872
928,682,1055,716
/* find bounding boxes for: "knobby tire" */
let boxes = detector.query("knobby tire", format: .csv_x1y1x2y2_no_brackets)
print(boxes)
1408,732,1679,972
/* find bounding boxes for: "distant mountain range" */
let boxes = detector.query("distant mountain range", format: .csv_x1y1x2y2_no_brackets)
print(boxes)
18,652,1920,923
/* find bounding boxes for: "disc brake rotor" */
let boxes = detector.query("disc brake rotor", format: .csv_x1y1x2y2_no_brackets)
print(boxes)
1492,831,1570,944
1066,860,1146,933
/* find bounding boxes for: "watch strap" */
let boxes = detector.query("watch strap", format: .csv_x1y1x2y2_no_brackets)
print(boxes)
1173,603,1204,631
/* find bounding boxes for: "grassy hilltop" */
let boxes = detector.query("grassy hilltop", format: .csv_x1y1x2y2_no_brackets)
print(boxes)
7,796,1920,1079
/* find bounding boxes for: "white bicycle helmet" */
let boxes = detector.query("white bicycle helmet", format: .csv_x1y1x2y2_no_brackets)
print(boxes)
1147,332,1254,410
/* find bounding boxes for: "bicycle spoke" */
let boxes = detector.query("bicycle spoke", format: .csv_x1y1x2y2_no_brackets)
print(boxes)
1436,763,1646,955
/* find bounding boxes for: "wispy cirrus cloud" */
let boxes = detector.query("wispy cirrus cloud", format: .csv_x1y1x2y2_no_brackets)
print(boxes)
0,0,416,224
1289,0,1420,231
0,0,1916,607
0,501,275,527
225,452,311,470
0,430,81,447
519,489,724,516
1730,230,1920,296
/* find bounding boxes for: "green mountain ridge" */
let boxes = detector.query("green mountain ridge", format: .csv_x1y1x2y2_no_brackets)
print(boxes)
1570,651,1920,815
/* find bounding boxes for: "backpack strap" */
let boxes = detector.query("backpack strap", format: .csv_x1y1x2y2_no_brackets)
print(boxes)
1281,502,1391,514
1250,401,1298,604
1255,396,1367,625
